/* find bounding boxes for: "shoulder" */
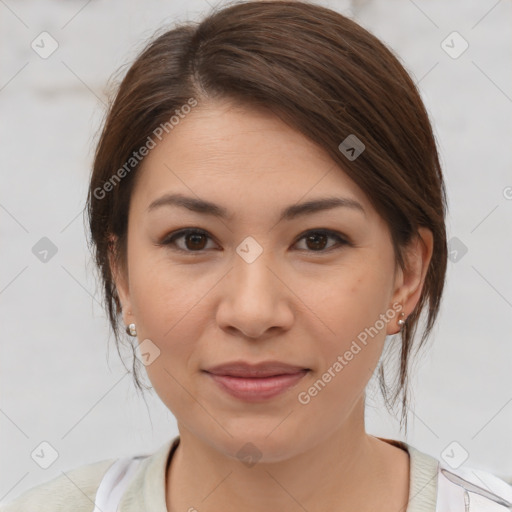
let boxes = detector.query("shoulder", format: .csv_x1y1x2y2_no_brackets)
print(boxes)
406,442,512,511
436,462,512,511
0,458,117,512
0,439,176,512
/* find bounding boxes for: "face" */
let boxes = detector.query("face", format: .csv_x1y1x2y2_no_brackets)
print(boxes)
113,100,430,463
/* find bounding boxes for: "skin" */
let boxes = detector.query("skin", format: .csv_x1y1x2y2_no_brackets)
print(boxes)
111,100,433,512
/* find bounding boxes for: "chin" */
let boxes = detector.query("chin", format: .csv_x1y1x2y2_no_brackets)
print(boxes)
209,426,309,466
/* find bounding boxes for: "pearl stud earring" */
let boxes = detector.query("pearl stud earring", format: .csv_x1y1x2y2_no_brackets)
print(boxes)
126,323,137,337
397,312,406,329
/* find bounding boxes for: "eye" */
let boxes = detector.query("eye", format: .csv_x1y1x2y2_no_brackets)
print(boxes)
294,229,350,252
161,229,217,253
159,228,349,254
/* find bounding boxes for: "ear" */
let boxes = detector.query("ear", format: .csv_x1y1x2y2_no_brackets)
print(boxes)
108,234,134,327
387,227,434,335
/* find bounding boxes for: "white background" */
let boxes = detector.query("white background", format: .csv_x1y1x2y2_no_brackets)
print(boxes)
1,0,511,502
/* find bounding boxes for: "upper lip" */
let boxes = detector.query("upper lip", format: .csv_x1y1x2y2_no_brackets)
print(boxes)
204,360,310,378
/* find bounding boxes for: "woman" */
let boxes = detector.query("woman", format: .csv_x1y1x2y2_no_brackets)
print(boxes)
2,1,511,511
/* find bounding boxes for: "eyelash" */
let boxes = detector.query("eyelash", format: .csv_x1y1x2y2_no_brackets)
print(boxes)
159,228,351,255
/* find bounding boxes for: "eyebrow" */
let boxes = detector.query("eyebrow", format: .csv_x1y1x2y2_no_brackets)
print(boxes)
147,192,366,222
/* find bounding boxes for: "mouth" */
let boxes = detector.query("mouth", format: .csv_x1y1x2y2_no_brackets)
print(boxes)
204,360,311,378
203,360,310,402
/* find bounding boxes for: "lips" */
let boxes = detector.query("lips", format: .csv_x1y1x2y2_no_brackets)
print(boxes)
204,360,310,378
203,360,310,402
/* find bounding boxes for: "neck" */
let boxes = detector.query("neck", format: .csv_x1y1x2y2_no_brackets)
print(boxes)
165,399,407,512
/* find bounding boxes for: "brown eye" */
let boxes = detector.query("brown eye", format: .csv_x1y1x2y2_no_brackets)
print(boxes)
162,229,216,252
294,230,348,252
184,232,208,250
305,232,328,251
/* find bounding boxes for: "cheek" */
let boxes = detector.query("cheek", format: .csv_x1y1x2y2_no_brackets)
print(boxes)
293,268,392,429
311,258,394,345
128,238,210,336
130,266,215,371
302,257,395,395
126,243,218,411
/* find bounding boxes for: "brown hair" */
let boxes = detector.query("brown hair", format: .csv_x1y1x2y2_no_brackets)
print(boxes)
86,0,447,434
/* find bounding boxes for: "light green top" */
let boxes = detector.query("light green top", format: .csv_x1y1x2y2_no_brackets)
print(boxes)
1,436,440,511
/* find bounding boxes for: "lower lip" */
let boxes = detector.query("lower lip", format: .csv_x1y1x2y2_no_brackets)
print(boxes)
205,370,309,402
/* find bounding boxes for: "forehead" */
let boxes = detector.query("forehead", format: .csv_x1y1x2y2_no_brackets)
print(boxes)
131,101,372,218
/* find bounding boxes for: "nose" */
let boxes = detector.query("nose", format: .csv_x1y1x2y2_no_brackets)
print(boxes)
215,244,294,340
